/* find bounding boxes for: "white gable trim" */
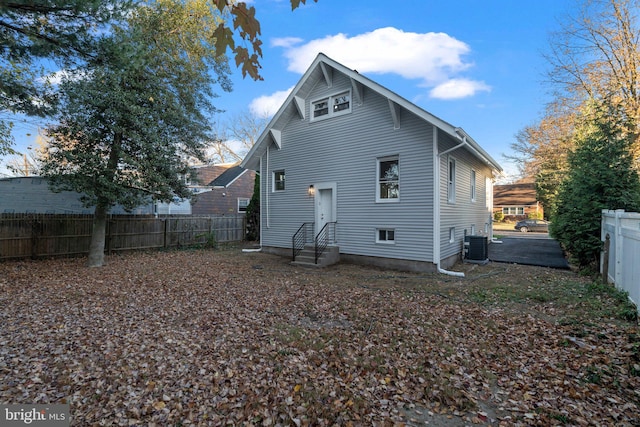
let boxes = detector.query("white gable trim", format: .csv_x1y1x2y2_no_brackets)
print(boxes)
388,100,401,129
269,129,282,149
320,62,332,87
293,96,305,120
350,78,363,105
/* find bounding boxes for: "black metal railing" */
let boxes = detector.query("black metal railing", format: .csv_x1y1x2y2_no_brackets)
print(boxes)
315,221,337,263
292,222,314,261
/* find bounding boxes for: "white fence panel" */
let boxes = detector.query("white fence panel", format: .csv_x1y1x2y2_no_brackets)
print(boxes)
601,210,640,310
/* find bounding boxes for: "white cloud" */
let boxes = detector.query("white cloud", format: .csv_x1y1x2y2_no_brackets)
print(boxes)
275,27,476,86
254,27,490,118
271,37,304,48
249,86,293,118
429,79,491,100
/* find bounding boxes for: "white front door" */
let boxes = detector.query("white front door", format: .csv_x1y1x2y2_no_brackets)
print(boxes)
314,183,336,237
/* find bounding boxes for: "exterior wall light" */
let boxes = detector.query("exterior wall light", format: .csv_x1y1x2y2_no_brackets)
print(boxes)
308,185,315,197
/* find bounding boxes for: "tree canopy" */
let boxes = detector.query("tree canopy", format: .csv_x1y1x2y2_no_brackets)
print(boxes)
0,0,133,154
512,0,640,181
41,0,232,266
0,0,318,157
551,99,640,267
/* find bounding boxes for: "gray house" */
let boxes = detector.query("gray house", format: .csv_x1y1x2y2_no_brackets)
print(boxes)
241,53,502,272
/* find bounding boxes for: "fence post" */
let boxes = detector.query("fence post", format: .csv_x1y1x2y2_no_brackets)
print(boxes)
602,233,610,285
243,214,247,241
30,217,38,259
106,216,111,255
615,210,624,287
163,218,168,248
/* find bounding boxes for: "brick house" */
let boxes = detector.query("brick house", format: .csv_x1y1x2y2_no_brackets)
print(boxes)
191,163,256,215
493,183,543,221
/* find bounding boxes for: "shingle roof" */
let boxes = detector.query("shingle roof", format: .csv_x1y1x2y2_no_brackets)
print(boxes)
493,183,539,206
194,164,233,186
210,165,247,188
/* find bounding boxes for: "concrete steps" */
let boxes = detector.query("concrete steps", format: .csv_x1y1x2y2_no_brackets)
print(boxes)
291,245,340,268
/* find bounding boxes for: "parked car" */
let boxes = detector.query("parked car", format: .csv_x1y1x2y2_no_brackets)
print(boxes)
514,219,550,233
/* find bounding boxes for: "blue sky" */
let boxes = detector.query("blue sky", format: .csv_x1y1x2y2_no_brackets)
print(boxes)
215,0,572,180
2,0,572,178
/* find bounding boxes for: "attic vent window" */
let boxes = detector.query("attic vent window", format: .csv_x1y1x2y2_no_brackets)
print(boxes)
333,93,350,112
313,99,329,117
311,90,351,121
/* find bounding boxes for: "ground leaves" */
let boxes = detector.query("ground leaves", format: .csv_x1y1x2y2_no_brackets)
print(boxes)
0,250,639,426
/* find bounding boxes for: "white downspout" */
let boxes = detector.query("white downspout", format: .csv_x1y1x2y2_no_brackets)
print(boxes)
433,127,465,277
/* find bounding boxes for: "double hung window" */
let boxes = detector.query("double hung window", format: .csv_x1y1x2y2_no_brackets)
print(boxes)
273,170,285,191
377,156,399,202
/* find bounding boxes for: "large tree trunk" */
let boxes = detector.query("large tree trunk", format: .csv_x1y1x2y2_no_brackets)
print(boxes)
87,132,122,267
88,199,109,267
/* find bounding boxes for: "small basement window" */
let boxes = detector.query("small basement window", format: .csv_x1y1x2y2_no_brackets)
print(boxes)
376,228,395,243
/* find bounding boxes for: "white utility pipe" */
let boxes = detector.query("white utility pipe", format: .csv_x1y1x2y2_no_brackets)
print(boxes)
433,126,466,277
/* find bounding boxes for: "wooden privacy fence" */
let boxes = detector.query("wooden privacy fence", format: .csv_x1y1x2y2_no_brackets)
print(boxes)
0,214,246,261
601,209,640,314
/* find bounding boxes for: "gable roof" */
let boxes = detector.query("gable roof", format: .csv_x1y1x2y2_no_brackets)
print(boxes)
210,165,247,188
194,164,228,187
493,183,539,206
241,53,502,173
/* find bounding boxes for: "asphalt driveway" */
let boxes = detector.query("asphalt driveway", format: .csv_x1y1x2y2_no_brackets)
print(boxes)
489,233,569,269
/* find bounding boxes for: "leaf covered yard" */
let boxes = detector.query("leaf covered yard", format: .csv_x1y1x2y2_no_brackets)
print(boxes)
0,249,638,426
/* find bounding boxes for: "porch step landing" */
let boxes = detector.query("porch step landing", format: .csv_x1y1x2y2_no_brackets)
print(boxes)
291,245,340,268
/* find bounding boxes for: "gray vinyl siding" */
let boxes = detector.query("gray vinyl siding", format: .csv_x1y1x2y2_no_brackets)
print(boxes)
260,72,436,262
438,131,494,261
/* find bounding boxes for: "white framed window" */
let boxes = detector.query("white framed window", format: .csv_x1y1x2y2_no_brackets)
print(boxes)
273,170,285,192
313,98,329,118
311,90,351,121
447,156,456,203
237,198,250,213
502,206,524,215
376,228,395,244
449,227,456,243
470,169,476,202
376,155,399,202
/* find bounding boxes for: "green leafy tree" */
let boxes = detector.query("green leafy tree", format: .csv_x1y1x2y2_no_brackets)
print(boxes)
245,172,260,241
551,100,640,268
42,0,231,267
0,0,316,156
0,1,133,154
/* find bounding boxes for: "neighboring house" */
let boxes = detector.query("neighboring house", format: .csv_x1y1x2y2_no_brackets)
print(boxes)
241,53,502,272
0,176,154,214
190,163,256,215
493,183,543,221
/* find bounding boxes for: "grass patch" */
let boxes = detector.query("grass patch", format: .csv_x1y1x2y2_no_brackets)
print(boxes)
467,275,637,324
